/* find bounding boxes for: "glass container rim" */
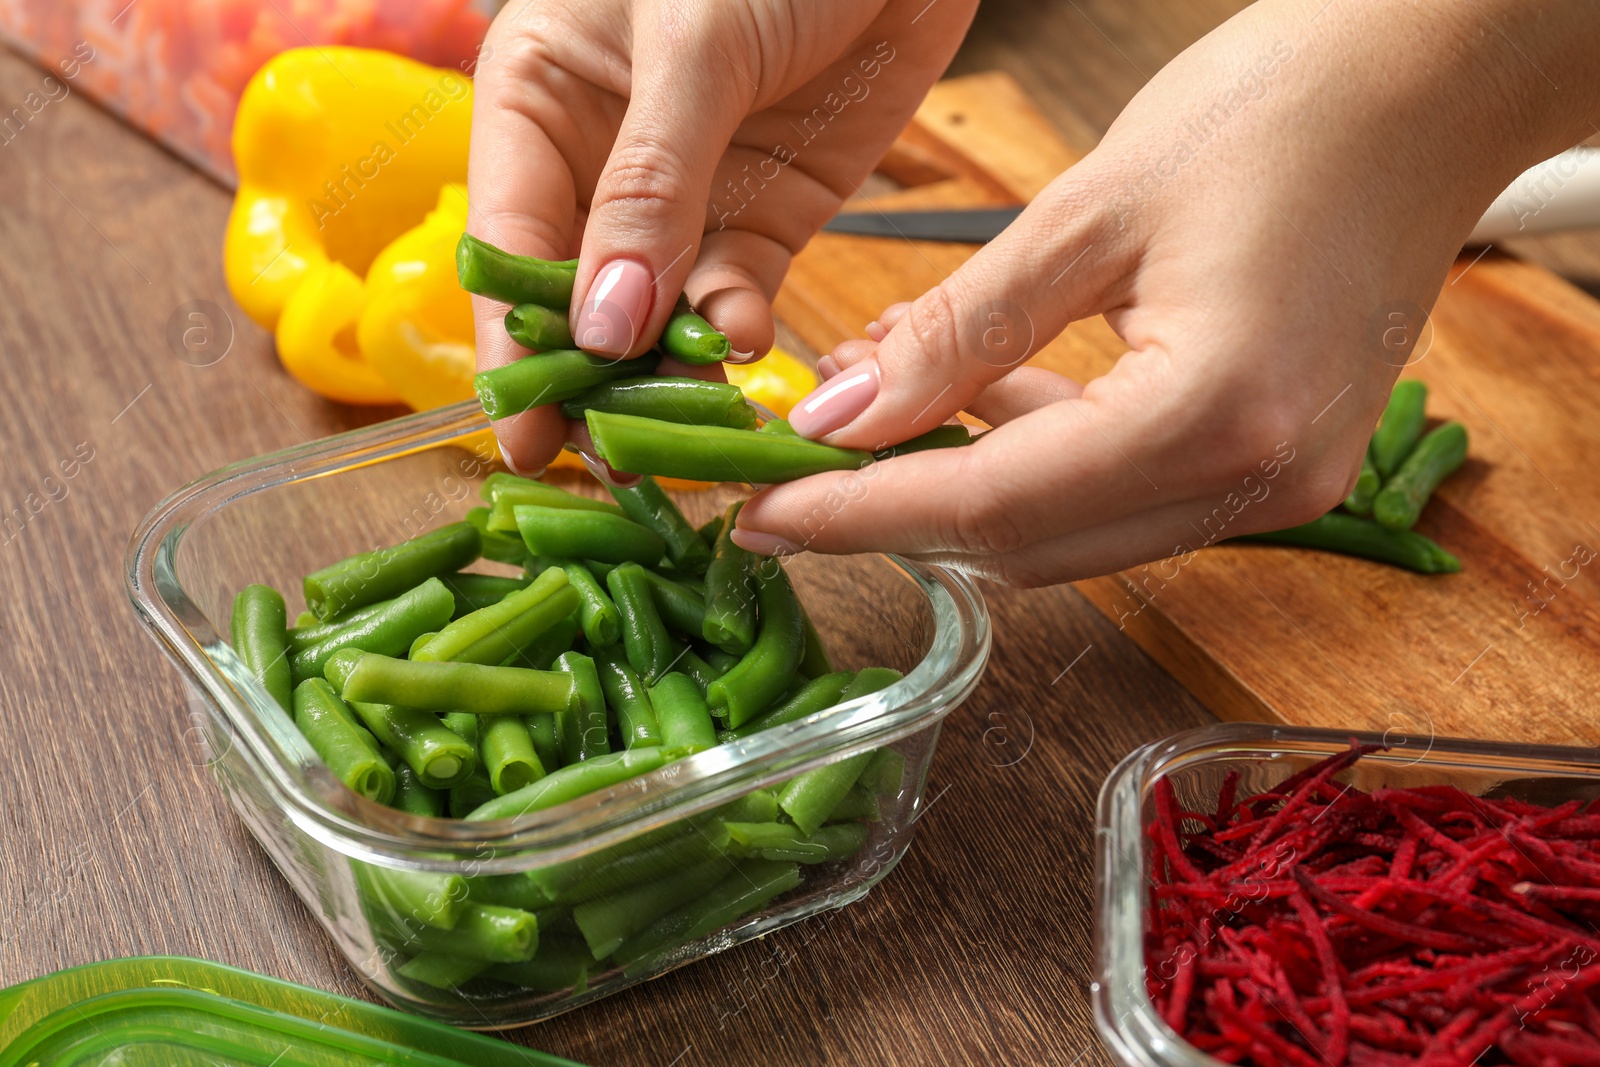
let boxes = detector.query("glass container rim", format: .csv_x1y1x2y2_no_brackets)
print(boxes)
124,400,991,870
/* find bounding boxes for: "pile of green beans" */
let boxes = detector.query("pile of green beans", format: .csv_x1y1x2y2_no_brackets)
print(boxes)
1234,380,1468,573
227,472,907,998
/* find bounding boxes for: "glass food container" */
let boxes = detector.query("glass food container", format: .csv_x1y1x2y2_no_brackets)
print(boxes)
125,401,990,1028
1092,721,1600,1067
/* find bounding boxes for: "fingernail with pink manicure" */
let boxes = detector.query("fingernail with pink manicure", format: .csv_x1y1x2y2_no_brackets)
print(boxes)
865,320,887,342
731,529,802,556
575,258,652,357
499,442,544,479
816,355,839,380
788,363,879,438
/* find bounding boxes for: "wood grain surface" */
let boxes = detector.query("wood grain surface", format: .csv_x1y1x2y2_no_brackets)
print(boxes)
1,2,1599,1064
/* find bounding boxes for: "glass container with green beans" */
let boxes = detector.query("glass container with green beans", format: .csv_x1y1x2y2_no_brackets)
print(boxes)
127,400,990,1028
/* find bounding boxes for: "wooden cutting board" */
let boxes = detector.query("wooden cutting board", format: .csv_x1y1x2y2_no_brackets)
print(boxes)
776,71,1600,750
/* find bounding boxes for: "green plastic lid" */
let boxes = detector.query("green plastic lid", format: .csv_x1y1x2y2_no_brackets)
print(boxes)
0,956,585,1066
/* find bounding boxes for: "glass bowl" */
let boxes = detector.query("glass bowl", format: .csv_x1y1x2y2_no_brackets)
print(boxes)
125,400,990,1028
1092,721,1600,1067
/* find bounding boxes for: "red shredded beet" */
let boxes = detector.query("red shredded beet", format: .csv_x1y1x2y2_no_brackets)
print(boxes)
1144,742,1600,1067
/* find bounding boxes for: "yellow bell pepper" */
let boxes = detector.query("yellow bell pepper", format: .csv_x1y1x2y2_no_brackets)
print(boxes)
276,261,402,405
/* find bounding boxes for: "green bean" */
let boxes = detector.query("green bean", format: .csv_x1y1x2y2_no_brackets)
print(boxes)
593,644,662,749
465,872,548,911
674,647,723,692
559,561,621,646
554,651,611,764
339,653,574,715
476,350,662,421
392,902,541,964
708,564,806,729
303,522,480,620
481,714,546,794
873,423,974,459
466,747,682,822
702,502,758,654
583,558,621,582
231,584,293,710
698,513,724,547
293,610,318,628
638,569,706,638
861,747,906,794
557,828,731,906
587,410,872,483
526,820,697,902
454,233,577,307
723,821,869,863
488,937,593,994
449,770,498,818
702,647,740,674
441,711,478,748
287,599,393,653
561,375,756,429
505,301,574,351
574,855,736,959
778,750,875,836
480,472,627,518
1343,453,1381,517
838,666,903,703
290,577,456,684
398,953,488,990
648,672,718,753
606,476,713,575
825,785,881,823
292,679,394,803
607,563,677,684
412,568,578,666
797,602,833,678
758,418,798,436
659,298,731,365
501,614,579,672
722,671,855,741
514,503,666,567
1235,512,1460,573
354,861,467,931
438,572,531,618
349,700,475,789
526,713,560,772
1369,379,1429,479
391,765,446,818
614,859,800,968
1372,421,1468,532
463,507,532,567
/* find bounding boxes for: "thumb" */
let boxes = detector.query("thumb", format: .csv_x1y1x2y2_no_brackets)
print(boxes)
570,8,758,358
788,180,1132,449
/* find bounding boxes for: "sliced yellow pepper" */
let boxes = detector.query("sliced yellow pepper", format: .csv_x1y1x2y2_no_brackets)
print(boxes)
276,261,402,405
727,346,817,417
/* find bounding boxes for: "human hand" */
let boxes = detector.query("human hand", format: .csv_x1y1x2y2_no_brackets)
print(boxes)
467,0,979,475
733,0,1600,585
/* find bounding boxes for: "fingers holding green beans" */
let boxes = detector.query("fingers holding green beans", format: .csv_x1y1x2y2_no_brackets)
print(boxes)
561,376,756,429
476,350,662,421
455,233,576,307
660,298,731,365
231,583,292,710
1372,421,1468,532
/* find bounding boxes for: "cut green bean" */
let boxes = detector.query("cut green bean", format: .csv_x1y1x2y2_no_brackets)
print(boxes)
698,513,724,547
505,301,574,350
412,567,578,666
607,476,713,575
608,563,677,684
702,647,740,674
797,602,832,678
449,770,498,818
455,233,577,307
554,651,611,764
466,747,682,822
231,583,293,710
1235,512,1460,573
293,610,318,628
661,298,731,365
648,672,718,754
463,507,532,567
481,714,546,794
574,855,736,959
476,350,662,421
583,558,622,583
723,821,869,863
588,410,871,484
287,599,393,653
703,502,758,654
398,953,488,990
303,522,480,620
502,614,579,672
526,712,560,772
779,750,875,836
441,711,478,748
861,747,906,795
839,666,903,703
558,828,731,906
1369,379,1429,479
1372,421,1468,532
515,503,666,566
1344,452,1382,516
593,644,662,749
391,765,446,818
438,572,531,618
824,784,881,823
465,872,548,911
873,423,974,459
488,938,593,994
354,861,467,931
561,376,756,429
758,418,798,436
390,902,541,964
339,653,574,715
290,577,456,684
708,564,806,729
639,569,706,637
480,472,627,517
292,679,394,803
674,647,723,692
722,670,855,741
560,561,621,647
614,859,800,968
349,700,475,789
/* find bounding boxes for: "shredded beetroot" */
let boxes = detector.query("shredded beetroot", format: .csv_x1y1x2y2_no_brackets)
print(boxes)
1144,742,1600,1067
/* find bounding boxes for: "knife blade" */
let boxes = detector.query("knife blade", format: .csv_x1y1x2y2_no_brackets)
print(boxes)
820,206,1024,243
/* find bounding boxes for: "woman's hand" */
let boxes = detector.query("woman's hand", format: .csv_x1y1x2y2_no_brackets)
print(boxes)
733,0,1600,585
468,0,978,474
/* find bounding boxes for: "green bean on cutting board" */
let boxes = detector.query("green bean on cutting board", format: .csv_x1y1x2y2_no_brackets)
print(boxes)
229,473,913,996
1368,379,1428,479
1342,453,1381,516
1234,512,1460,573
1372,420,1469,532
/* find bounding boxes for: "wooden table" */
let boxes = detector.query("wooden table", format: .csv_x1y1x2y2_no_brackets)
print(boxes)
1,3,1595,1063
